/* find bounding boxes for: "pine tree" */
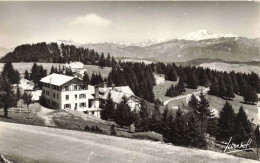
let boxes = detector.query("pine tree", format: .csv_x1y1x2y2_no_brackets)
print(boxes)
83,72,90,84
2,60,20,85
188,94,199,113
186,112,206,148
187,72,198,89
99,53,106,68
135,101,151,132
150,103,162,133
197,91,211,134
101,92,115,121
170,108,187,145
50,65,55,74
198,68,209,87
218,77,226,97
209,78,219,96
177,77,186,93
207,117,218,137
230,72,239,94
233,106,252,143
0,75,16,117
217,101,236,142
24,70,30,80
244,86,258,104
166,67,178,81
114,96,134,127
226,85,235,100
160,107,171,140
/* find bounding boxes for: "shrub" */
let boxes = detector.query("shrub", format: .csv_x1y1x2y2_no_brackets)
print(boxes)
132,132,164,142
111,124,117,135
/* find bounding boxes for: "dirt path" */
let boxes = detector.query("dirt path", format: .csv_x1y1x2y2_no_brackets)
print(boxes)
37,106,56,127
163,88,209,105
0,122,257,163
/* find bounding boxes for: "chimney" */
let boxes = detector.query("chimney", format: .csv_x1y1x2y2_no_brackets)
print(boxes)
112,84,115,91
95,85,99,99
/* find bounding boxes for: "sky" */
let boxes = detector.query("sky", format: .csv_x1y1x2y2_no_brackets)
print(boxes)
0,1,259,48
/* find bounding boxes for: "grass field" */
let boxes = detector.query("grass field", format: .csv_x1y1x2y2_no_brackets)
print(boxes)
0,111,45,126
199,62,260,75
0,102,44,126
0,62,112,78
153,80,178,102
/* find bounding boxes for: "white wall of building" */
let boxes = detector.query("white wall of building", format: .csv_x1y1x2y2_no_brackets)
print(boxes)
61,90,89,111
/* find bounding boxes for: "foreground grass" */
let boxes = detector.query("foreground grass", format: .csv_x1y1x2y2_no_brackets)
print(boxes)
0,111,45,126
4,154,52,163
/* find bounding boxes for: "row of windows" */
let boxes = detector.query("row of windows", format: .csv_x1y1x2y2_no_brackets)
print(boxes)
42,90,59,99
64,102,86,109
65,94,86,100
64,85,87,91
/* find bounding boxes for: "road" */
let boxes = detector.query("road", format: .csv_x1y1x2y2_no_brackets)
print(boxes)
0,122,257,163
163,88,209,106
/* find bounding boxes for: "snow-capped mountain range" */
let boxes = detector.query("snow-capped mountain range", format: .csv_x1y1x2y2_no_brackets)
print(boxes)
56,30,239,47
180,29,238,41
2,30,259,63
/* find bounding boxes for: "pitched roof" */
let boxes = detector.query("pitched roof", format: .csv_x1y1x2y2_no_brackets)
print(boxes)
99,86,134,95
40,73,75,86
102,90,133,104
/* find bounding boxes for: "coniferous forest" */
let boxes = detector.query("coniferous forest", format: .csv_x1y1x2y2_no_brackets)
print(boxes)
0,42,116,67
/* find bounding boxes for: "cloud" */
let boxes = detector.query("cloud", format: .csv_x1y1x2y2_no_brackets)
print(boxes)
71,13,112,27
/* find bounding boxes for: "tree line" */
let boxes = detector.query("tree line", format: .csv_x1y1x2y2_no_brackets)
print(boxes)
0,42,117,68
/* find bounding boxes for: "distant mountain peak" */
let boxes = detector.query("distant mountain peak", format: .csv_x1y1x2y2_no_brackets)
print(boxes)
181,29,238,41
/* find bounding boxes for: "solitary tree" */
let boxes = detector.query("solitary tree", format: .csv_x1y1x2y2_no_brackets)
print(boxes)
0,76,16,117
22,91,33,112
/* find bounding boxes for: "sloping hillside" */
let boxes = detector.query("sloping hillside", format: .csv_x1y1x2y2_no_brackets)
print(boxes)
0,122,258,163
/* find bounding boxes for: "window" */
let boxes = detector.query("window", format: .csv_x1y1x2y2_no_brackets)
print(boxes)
46,91,49,96
80,102,86,108
79,94,86,99
74,86,77,90
65,86,69,91
42,90,45,95
57,94,59,99
65,104,71,109
75,94,77,99
66,95,69,100
53,93,55,98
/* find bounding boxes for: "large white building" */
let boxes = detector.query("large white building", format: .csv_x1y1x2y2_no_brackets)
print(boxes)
40,73,143,118
40,73,102,117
